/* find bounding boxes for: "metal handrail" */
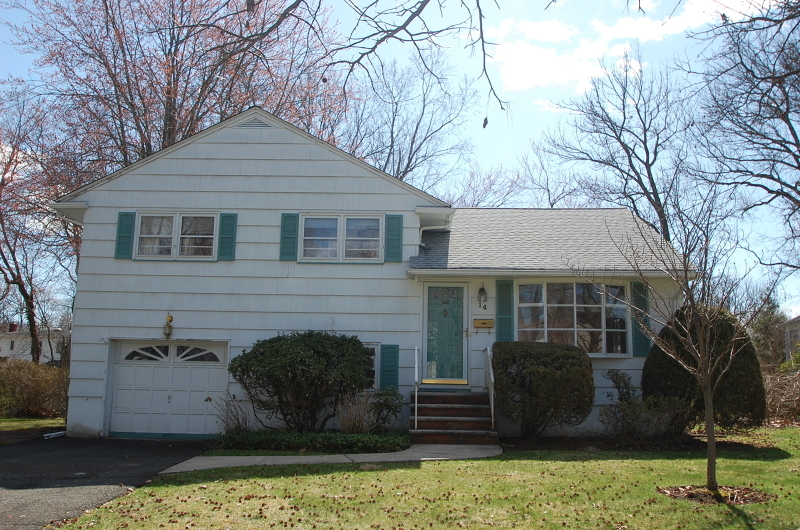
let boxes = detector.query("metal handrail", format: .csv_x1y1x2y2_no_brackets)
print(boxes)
483,346,495,431
414,346,420,430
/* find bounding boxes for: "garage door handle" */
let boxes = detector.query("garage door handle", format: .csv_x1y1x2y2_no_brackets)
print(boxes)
167,394,171,404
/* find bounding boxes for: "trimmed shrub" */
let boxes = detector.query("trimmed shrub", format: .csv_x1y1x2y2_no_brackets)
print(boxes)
0,359,68,417
599,369,693,440
492,341,594,437
218,431,411,453
641,305,766,431
228,331,374,432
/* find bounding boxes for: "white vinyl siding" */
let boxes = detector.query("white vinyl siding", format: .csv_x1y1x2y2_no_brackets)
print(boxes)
65,110,436,436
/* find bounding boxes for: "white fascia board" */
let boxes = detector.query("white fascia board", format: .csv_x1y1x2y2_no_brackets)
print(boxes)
406,268,676,281
415,206,455,228
49,202,88,225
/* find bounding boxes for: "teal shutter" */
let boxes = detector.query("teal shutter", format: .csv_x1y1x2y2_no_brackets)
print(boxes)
217,213,238,261
631,281,651,357
115,212,136,259
279,213,299,261
379,344,399,389
496,280,514,342
384,214,403,262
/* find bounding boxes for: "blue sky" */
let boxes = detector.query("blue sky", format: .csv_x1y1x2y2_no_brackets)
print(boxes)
2,0,797,315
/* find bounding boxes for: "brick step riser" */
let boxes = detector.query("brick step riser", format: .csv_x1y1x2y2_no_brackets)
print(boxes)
414,406,491,418
414,419,492,430
411,432,499,444
414,395,491,406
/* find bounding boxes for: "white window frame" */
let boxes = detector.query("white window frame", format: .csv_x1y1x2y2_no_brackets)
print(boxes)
134,212,219,261
362,342,380,389
117,341,227,364
299,214,383,263
515,280,632,357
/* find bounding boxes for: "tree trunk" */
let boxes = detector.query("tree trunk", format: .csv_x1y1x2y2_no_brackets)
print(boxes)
23,292,41,364
702,384,719,492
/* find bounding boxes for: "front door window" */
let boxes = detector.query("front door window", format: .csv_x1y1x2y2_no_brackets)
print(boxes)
425,285,465,380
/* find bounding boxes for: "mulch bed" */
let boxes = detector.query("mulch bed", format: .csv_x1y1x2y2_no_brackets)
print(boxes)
657,485,777,505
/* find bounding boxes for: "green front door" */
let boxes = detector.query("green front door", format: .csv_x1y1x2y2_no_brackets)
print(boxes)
425,285,467,383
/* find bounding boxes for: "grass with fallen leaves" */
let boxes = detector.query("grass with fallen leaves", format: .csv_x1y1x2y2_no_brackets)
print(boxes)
59,428,800,529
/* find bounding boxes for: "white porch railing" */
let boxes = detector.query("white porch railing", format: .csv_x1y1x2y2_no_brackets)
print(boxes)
483,346,496,431
414,346,420,430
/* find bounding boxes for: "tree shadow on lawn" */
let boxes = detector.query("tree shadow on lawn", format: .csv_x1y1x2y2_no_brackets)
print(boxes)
155,460,424,488
497,436,792,463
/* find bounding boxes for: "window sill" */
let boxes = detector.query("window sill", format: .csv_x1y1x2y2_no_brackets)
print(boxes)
587,353,634,359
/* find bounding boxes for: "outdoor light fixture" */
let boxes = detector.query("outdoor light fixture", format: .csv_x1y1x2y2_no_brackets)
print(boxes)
478,284,487,310
163,313,173,339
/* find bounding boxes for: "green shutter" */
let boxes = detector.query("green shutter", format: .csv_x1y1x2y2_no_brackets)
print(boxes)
379,344,399,389
279,213,299,261
217,213,238,261
115,212,136,259
384,214,403,262
631,281,651,357
496,280,514,342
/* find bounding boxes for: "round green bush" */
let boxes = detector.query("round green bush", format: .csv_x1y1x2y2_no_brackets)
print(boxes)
229,331,374,433
641,305,766,431
492,341,595,437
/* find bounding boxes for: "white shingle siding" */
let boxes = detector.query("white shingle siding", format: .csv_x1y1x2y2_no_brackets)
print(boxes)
57,108,681,438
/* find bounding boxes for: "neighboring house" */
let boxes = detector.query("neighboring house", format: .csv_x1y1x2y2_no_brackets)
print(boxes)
51,107,681,439
0,325,70,364
784,315,800,361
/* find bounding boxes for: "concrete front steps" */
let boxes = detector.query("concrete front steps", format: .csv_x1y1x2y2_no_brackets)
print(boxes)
410,391,499,445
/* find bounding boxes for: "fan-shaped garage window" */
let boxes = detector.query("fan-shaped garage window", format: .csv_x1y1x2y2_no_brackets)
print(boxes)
124,345,169,361
176,345,220,362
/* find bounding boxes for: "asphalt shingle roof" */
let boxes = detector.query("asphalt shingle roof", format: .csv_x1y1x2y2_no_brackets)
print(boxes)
409,208,674,272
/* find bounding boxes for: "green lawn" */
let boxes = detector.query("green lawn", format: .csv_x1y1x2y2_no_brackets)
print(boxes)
60,428,800,530
0,417,64,432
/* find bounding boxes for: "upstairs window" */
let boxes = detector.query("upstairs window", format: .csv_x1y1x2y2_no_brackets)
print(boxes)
301,215,382,262
136,213,217,260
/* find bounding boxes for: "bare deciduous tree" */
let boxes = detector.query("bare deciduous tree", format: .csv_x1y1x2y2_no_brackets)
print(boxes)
518,142,597,208
607,188,779,492
340,49,476,189
700,3,800,268
436,163,521,207
543,51,693,242
5,0,348,169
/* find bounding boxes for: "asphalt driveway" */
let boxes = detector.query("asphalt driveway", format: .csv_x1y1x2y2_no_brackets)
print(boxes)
0,435,213,529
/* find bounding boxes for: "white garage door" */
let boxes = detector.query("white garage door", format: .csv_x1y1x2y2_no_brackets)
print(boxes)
110,341,228,436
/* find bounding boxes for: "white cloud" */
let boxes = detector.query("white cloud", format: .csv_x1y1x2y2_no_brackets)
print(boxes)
487,19,580,43
533,99,573,113
486,0,763,94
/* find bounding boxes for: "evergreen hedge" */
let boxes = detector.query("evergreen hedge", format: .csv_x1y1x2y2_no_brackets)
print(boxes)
492,341,595,437
229,331,374,433
641,305,766,431
218,431,411,453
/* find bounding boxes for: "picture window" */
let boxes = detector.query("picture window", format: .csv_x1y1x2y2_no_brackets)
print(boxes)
517,282,629,355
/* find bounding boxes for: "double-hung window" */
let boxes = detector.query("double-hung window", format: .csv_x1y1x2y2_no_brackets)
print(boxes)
136,213,218,260
517,282,629,355
301,215,382,262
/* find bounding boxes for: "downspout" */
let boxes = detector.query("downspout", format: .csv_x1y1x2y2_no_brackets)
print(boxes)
418,225,449,247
